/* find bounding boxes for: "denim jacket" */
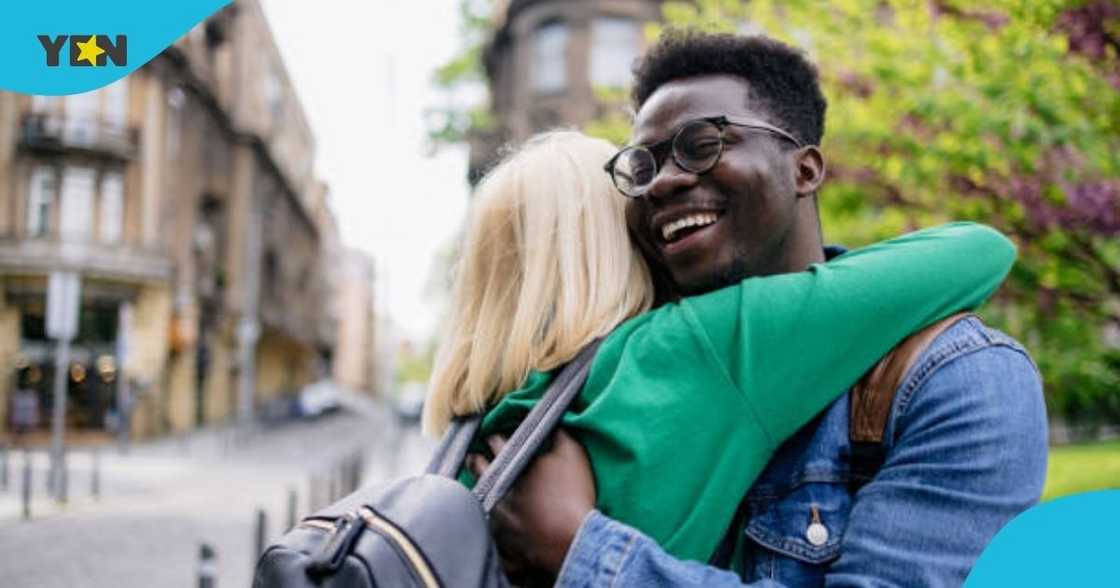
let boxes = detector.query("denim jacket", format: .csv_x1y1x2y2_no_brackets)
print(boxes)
556,316,1048,587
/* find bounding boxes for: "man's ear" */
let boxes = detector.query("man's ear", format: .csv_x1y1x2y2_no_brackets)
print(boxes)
794,146,826,197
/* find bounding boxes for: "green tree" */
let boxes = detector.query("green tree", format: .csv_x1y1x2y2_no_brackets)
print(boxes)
430,0,1120,424
427,0,497,148
646,0,1120,423
396,342,436,385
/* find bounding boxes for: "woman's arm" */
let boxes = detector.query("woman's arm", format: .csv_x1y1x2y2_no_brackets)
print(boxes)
681,221,1016,445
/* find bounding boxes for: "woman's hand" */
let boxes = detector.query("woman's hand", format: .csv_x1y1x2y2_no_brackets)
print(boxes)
467,429,597,577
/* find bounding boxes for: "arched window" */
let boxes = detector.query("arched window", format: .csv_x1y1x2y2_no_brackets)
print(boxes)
103,78,129,132
591,17,641,89
99,171,124,244
26,166,57,238
60,166,96,241
532,21,569,94
64,90,99,145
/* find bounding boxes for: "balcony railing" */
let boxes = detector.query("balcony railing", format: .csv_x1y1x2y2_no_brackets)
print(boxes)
0,233,172,283
20,113,138,160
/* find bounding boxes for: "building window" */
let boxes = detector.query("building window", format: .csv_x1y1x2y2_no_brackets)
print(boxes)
31,95,60,115
264,65,285,124
264,249,280,295
26,166,57,238
60,166,96,241
64,90,100,145
20,300,47,341
532,21,569,94
591,17,641,89
166,86,185,159
104,78,129,132
99,171,124,244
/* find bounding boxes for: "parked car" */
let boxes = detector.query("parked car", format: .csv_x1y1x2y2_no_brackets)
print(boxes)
297,379,341,418
393,383,426,425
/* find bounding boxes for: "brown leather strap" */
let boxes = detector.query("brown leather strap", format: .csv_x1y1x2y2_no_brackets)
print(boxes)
850,312,974,445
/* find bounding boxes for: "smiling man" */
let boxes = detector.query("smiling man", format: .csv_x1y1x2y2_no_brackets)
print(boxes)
621,73,826,297
484,31,1048,587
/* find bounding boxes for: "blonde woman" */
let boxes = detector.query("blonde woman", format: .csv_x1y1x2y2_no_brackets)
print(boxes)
424,131,1015,565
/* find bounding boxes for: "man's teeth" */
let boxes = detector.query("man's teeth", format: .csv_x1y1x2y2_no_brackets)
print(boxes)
661,213,719,242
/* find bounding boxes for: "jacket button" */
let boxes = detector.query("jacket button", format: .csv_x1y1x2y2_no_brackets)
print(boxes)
806,522,829,546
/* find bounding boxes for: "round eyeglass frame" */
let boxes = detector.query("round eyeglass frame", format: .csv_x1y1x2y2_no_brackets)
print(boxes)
603,115,806,198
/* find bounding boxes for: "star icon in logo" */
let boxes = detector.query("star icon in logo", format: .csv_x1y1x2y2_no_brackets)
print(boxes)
75,35,105,66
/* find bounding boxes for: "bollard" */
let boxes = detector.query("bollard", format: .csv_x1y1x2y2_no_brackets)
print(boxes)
286,487,297,531
197,543,217,588
22,449,32,520
46,452,55,497
58,449,68,504
1,443,8,491
354,451,365,488
91,448,100,500
254,508,268,564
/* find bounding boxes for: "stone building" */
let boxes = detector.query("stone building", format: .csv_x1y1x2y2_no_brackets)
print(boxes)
331,248,377,396
305,182,378,396
469,0,664,182
0,0,338,440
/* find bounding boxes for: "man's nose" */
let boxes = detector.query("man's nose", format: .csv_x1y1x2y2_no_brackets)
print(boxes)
643,158,698,203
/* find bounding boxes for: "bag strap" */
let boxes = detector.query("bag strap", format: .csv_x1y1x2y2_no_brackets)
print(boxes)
848,312,974,489
472,338,604,514
424,414,483,478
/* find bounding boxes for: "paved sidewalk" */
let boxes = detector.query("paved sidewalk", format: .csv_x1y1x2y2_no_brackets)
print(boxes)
0,401,436,588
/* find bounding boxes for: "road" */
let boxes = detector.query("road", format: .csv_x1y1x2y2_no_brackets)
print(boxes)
0,402,436,588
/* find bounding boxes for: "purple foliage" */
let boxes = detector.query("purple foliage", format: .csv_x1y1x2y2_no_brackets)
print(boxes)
930,1,1009,29
1008,175,1120,235
1066,181,1120,233
1056,0,1120,89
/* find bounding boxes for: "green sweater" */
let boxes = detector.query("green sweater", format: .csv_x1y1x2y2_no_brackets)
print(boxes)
474,222,1016,564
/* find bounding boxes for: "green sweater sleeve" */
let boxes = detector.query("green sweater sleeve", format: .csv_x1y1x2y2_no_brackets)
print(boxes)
680,222,1016,445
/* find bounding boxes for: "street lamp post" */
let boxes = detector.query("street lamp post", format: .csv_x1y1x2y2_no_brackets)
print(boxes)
48,336,71,498
46,271,80,500
116,303,132,454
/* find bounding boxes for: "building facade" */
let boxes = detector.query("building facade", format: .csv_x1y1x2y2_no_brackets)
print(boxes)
331,248,377,396
469,0,663,182
0,0,339,440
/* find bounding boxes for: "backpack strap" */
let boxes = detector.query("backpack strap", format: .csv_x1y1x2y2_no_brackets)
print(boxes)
425,414,483,478
472,338,604,514
425,339,604,487
848,312,975,490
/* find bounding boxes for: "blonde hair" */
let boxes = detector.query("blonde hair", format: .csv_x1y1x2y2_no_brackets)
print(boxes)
423,131,654,435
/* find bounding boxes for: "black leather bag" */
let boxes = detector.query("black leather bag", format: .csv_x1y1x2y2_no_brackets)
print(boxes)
253,340,602,587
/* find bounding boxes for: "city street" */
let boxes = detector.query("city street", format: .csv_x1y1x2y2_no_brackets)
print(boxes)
0,400,435,588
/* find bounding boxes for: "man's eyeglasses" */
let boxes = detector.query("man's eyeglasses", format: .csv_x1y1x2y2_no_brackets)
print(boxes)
603,116,805,198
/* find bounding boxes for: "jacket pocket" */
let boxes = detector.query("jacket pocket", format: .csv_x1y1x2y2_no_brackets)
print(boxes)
745,481,850,565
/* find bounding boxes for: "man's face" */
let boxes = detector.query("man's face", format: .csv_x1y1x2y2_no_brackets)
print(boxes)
625,75,805,296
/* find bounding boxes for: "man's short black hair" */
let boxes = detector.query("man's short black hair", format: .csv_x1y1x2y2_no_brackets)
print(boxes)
632,30,828,147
